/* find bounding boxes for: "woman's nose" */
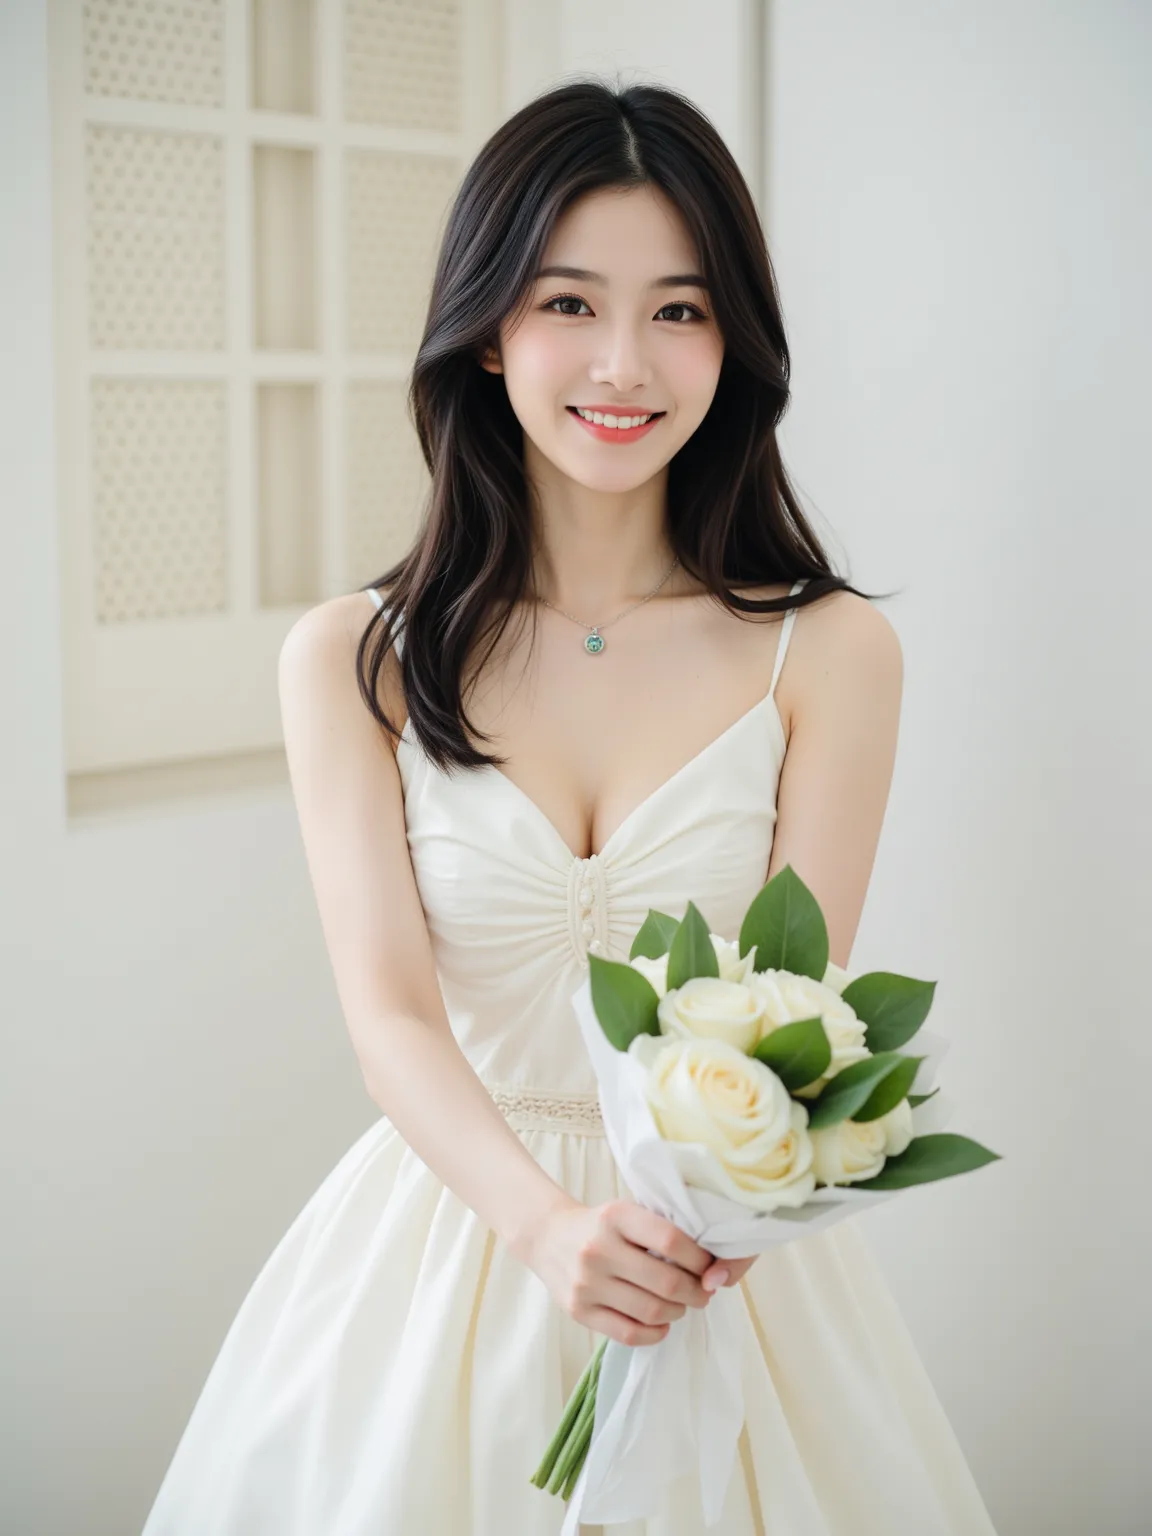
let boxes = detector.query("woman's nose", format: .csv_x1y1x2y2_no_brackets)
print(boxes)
589,327,652,392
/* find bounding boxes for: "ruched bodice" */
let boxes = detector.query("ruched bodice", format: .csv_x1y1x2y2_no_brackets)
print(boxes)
383,581,805,1106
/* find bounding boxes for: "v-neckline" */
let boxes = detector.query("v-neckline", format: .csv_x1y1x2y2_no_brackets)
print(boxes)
399,686,786,865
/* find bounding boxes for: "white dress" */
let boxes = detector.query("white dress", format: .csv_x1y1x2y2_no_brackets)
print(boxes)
141,579,999,1535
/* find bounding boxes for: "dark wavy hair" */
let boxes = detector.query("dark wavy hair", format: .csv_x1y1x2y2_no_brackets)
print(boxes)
356,76,892,773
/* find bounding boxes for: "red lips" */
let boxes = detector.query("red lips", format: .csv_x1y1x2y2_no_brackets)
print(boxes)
567,407,666,443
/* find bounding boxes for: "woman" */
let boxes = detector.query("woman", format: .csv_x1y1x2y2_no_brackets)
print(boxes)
142,80,998,1534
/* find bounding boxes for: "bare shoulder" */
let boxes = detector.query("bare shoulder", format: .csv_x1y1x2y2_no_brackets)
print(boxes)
279,589,384,665
789,585,903,722
278,589,407,742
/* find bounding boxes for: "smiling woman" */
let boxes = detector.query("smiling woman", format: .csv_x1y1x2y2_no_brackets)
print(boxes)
140,77,998,1536
475,184,728,557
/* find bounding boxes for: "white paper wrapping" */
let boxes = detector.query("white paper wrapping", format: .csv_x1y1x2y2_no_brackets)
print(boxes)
559,974,953,1533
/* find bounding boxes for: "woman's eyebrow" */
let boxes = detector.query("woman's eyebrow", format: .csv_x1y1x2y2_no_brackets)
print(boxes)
534,264,709,290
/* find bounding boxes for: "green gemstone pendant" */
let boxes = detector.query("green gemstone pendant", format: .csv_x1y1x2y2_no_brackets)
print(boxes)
584,630,605,655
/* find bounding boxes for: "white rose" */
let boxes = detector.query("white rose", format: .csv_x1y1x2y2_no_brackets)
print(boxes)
821,960,853,994
880,1095,915,1155
629,933,755,999
630,1034,816,1212
747,967,872,1097
809,1097,915,1186
628,952,669,996
657,975,767,1054
712,934,757,985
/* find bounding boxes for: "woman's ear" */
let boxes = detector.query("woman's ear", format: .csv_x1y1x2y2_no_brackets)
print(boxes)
476,342,503,374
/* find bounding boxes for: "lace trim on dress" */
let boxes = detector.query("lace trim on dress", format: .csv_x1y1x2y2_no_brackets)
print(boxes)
484,1080,605,1137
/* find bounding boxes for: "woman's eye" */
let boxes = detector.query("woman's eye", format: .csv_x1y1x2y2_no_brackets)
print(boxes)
544,295,592,317
656,301,707,323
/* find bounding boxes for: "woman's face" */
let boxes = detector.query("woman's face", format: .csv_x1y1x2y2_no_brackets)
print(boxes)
479,184,724,493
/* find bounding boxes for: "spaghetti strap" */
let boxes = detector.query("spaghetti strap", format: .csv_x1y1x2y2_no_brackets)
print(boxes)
768,577,808,700
366,586,405,657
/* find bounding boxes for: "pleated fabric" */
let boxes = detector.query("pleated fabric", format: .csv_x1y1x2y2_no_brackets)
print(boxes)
141,581,998,1534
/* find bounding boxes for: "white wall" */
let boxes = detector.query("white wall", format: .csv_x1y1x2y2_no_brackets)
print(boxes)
0,5,399,1533
3,1,1149,1532
766,3,1152,1531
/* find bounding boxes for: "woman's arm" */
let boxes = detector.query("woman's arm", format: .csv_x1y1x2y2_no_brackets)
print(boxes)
708,591,904,1290
278,597,574,1258
769,589,905,971
278,597,718,1343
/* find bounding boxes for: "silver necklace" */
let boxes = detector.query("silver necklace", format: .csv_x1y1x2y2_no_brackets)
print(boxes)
535,556,680,655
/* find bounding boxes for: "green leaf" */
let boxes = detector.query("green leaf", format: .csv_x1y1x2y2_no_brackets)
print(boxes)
753,1016,832,1093
907,1087,940,1109
629,910,681,961
666,901,719,992
850,1133,1002,1190
805,1051,916,1129
853,1054,924,1122
738,864,828,981
588,955,660,1051
839,971,937,1051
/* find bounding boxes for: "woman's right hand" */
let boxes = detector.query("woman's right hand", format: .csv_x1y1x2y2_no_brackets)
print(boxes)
521,1196,718,1347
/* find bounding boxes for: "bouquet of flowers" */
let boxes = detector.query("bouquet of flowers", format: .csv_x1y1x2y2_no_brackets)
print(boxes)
529,864,1000,1532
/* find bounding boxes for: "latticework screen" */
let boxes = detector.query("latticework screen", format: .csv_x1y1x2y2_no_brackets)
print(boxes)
51,0,500,783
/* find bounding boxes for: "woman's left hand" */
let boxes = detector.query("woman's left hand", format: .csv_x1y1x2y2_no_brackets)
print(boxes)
702,1254,758,1292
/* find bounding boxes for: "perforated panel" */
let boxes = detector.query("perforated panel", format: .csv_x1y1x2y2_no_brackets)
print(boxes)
54,0,500,778
343,0,460,131
86,122,226,351
345,382,430,586
82,0,225,108
345,149,460,353
91,378,229,624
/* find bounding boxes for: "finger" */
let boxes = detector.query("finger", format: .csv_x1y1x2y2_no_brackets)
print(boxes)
704,1255,752,1289
585,1305,670,1350
622,1245,712,1309
613,1203,712,1278
599,1276,687,1330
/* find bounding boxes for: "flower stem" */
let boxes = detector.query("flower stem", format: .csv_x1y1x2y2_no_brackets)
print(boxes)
529,1339,604,1490
548,1374,598,1494
547,1342,605,1496
559,1404,598,1500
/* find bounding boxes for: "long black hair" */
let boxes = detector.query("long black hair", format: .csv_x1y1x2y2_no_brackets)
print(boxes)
356,77,893,773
